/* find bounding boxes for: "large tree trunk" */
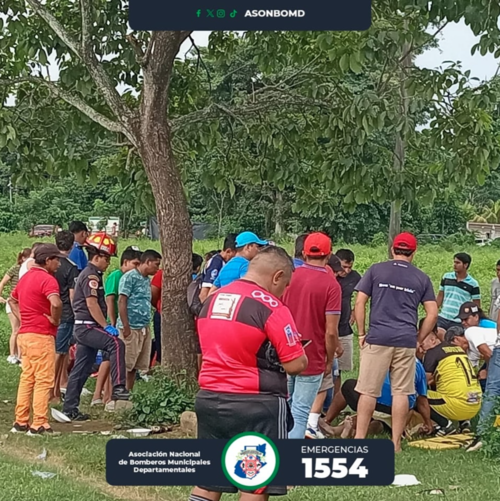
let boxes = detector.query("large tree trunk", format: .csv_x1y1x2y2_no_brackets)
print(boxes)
388,38,412,259
136,31,197,379
388,199,402,253
138,125,197,379
274,190,284,238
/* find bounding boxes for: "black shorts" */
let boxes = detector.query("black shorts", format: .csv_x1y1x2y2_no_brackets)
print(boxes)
195,390,291,496
437,316,460,332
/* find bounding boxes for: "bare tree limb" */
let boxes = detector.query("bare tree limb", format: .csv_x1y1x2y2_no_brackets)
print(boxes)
25,0,81,54
143,32,158,68
189,35,211,92
80,0,92,52
399,21,450,63
125,146,136,171
141,31,193,127
0,77,128,136
127,34,146,64
25,0,132,125
170,90,334,133
214,103,249,134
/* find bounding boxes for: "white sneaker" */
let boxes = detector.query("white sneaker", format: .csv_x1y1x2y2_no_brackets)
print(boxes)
81,388,92,397
6,355,17,364
91,399,103,406
305,427,325,439
105,401,116,413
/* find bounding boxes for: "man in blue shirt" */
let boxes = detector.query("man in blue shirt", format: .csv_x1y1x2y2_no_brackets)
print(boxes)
199,234,237,302
320,358,433,436
209,231,268,292
68,221,89,271
293,233,308,268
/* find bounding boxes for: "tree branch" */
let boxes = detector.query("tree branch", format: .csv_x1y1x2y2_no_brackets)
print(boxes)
80,0,92,52
0,77,128,136
142,32,158,68
399,21,450,63
141,31,193,127
170,90,332,133
189,35,211,92
127,33,145,64
25,0,132,125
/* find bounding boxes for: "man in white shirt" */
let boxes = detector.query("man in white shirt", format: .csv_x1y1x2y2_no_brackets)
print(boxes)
449,302,497,368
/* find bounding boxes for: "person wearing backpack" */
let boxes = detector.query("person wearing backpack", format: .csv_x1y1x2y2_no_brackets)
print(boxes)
151,253,204,368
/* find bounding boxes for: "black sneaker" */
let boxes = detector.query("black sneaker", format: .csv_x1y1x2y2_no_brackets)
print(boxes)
27,426,54,436
112,386,130,401
64,410,90,422
466,436,483,452
435,420,456,437
459,420,471,434
10,423,29,434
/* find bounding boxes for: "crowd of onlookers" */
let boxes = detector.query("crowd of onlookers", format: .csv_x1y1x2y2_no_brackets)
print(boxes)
2,226,500,460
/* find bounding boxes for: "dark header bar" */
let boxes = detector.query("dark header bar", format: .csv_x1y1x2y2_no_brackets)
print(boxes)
129,0,371,31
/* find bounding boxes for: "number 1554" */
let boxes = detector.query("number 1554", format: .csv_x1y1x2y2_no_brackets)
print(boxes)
302,458,368,478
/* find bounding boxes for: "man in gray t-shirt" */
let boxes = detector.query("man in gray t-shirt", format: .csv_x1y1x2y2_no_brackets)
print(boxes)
353,233,438,452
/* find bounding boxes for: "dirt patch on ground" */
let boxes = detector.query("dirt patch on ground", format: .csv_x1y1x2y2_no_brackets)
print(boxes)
51,419,116,433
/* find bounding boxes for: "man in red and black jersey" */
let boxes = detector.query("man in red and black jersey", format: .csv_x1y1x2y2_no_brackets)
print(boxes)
190,246,308,501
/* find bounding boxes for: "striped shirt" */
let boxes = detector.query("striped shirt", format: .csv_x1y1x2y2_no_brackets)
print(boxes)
439,272,480,321
6,264,21,289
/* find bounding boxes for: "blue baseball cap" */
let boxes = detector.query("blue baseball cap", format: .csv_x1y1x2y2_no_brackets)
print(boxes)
235,231,268,248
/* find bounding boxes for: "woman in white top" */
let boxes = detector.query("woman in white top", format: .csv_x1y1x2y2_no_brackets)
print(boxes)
0,248,31,363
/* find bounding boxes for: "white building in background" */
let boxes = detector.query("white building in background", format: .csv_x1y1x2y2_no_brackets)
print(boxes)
466,221,500,244
88,217,120,236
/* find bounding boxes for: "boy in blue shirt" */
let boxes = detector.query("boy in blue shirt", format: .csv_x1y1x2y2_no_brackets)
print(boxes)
209,231,268,293
68,221,89,271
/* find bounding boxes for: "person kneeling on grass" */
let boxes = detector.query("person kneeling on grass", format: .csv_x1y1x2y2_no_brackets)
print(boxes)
320,358,433,439
421,324,482,437
118,249,161,391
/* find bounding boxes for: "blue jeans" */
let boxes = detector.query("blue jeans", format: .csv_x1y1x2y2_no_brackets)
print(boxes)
55,321,74,354
287,374,323,439
478,347,500,436
323,359,340,412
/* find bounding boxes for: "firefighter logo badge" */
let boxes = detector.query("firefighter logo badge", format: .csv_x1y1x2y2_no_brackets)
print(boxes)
222,433,279,490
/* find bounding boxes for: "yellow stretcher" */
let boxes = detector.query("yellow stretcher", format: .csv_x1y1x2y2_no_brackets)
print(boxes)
408,434,474,450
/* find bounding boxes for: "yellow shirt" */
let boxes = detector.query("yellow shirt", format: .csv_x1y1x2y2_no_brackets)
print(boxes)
423,344,481,401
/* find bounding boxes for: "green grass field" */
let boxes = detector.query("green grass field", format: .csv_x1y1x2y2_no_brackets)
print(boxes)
0,233,499,500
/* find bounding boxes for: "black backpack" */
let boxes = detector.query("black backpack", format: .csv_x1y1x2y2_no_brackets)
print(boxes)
187,274,204,317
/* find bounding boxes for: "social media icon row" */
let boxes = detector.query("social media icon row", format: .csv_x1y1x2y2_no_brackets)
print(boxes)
196,9,237,18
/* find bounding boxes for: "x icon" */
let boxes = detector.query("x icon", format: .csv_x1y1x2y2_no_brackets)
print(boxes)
206,9,214,17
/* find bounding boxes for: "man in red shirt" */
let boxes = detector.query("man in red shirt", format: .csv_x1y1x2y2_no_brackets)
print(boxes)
283,232,342,439
190,246,307,501
9,244,63,435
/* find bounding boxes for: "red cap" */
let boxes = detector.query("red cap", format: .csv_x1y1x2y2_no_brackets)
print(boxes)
304,232,332,257
393,232,417,251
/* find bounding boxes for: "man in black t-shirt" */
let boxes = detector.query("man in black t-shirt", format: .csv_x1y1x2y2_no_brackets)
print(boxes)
336,249,362,373
53,231,79,400
323,249,361,420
